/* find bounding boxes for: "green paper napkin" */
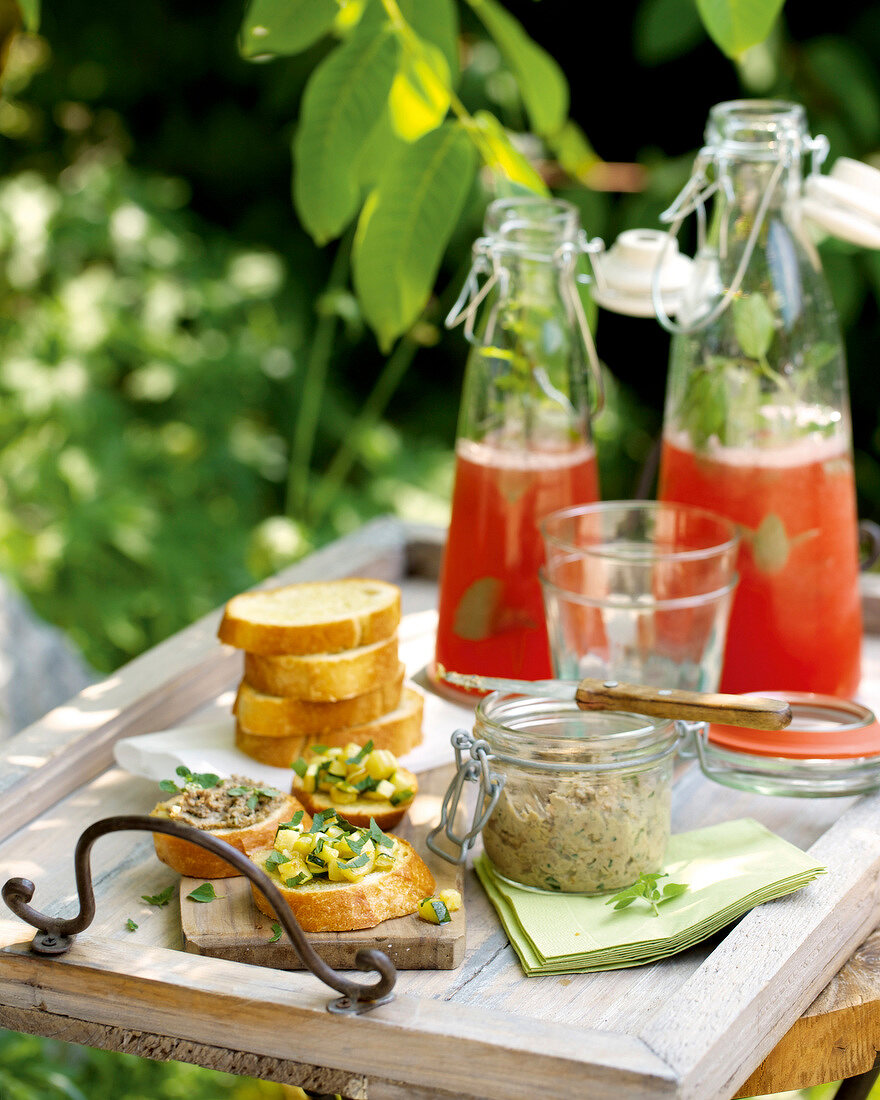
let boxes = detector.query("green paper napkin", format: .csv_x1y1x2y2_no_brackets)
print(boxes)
475,818,825,975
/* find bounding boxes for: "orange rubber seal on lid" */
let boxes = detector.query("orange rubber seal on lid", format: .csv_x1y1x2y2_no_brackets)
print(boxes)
708,692,880,760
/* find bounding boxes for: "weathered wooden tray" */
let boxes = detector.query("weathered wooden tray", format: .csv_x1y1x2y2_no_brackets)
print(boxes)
180,815,465,970
4,517,880,1099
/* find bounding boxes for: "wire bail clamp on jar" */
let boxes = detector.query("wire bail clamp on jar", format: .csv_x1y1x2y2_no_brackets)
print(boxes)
426,728,506,864
444,226,607,415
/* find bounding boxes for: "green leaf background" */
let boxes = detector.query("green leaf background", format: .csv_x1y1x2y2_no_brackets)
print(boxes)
353,122,478,349
293,18,400,244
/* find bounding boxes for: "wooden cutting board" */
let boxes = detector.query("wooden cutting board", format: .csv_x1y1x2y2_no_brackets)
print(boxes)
179,813,465,970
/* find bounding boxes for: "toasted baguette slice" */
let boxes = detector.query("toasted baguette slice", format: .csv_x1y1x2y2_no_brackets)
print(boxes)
218,578,401,656
244,634,400,701
234,663,405,738
235,686,425,768
248,837,435,931
151,791,308,879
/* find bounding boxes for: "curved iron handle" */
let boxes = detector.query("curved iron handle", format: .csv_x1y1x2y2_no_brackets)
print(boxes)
1,814,396,1015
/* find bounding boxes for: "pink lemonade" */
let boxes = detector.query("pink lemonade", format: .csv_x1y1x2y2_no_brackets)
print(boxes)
659,432,862,696
434,438,600,686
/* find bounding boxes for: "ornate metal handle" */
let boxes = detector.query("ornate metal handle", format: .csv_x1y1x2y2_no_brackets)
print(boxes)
1,815,397,1016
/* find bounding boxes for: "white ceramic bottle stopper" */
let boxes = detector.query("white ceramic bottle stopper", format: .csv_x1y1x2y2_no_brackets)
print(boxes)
589,229,694,318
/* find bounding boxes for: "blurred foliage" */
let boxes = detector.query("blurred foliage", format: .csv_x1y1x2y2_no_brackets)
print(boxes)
0,0,876,666
0,1029,291,1099
0,155,455,671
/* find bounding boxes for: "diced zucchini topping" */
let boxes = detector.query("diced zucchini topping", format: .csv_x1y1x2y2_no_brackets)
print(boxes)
290,742,415,808
418,896,451,925
267,807,397,886
439,889,462,912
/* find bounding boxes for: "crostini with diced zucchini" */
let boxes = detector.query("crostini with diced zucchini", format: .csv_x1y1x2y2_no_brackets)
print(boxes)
248,806,435,931
289,741,417,829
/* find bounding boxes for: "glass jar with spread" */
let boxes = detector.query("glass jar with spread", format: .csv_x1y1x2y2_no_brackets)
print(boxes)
428,690,679,895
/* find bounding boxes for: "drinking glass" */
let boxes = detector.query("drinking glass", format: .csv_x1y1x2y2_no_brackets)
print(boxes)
540,501,739,691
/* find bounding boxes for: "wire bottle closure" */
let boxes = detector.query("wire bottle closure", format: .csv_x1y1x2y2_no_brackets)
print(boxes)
649,130,830,336
445,229,606,415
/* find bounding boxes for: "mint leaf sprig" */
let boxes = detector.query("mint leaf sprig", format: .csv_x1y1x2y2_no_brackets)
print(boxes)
605,873,687,918
159,765,221,794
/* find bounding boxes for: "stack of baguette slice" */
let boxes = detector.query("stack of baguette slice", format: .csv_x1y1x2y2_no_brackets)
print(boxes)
219,578,424,768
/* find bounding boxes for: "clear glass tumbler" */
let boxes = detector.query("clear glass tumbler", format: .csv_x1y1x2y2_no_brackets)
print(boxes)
540,500,739,691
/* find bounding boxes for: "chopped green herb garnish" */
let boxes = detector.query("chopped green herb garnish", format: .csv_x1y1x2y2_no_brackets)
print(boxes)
309,810,337,833
141,885,175,908
344,853,370,870
285,872,311,886
246,793,259,812
269,921,283,943
125,918,138,932
354,776,379,793
264,850,287,869
368,819,394,848
309,745,328,756
390,788,413,806
346,740,374,765
276,810,304,832
187,882,222,903
290,758,308,778
346,832,368,854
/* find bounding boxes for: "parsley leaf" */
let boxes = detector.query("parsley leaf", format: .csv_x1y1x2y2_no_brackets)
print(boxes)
269,921,283,943
125,918,138,932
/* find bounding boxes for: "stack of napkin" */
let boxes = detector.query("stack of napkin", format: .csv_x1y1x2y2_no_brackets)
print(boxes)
475,818,825,975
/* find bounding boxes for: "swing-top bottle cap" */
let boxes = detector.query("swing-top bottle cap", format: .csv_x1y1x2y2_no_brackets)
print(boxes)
802,156,880,249
589,229,694,318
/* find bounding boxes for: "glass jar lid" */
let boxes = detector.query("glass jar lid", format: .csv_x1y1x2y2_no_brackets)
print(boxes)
708,693,880,760
697,691,880,798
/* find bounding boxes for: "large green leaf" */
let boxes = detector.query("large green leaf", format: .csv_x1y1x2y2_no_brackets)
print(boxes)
16,0,37,32
389,41,452,141
294,21,400,244
466,0,568,137
399,0,459,80
695,0,785,59
353,122,477,349
635,0,706,64
239,0,337,59
473,111,547,194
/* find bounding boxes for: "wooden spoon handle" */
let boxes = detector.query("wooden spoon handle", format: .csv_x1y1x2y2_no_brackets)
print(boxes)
575,678,792,730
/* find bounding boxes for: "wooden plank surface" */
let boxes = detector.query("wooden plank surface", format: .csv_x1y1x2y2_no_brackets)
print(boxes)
180,813,466,971
3,517,880,1098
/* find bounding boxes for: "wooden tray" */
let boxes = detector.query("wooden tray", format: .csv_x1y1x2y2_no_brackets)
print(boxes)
5,518,880,1099
180,816,465,970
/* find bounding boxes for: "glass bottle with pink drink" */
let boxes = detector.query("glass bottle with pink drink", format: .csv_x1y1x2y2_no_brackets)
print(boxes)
433,197,602,695
657,100,862,696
